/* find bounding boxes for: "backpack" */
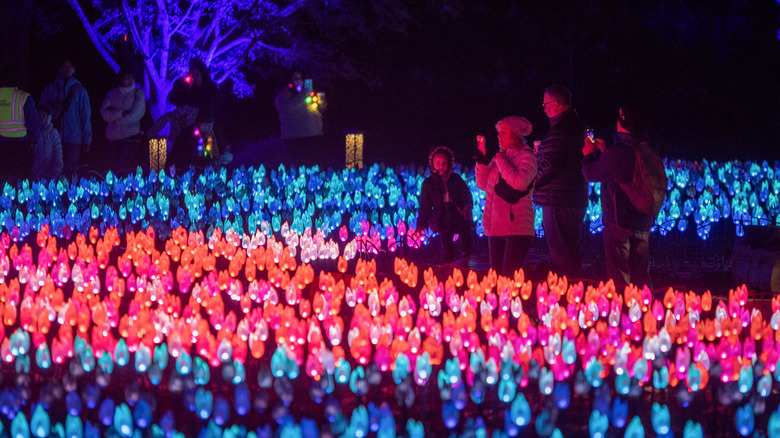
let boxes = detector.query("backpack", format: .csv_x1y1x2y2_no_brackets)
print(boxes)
51,82,79,133
618,141,668,218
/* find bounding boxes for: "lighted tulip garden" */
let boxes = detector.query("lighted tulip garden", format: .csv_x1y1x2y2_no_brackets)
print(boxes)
1,158,780,437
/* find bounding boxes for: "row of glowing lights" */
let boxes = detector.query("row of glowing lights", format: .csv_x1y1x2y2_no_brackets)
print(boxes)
1,225,780,437
1,158,779,245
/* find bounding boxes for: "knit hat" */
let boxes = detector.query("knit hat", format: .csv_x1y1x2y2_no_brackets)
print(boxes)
496,116,532,139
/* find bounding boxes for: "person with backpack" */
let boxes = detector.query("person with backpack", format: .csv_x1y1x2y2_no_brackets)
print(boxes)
39,59,92,179
582,104,667,290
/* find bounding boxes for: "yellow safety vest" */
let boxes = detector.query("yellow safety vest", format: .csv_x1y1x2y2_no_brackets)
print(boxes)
0,87,29,138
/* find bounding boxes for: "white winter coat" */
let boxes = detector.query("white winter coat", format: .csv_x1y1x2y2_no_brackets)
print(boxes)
101,86,146,141
475,145,538,236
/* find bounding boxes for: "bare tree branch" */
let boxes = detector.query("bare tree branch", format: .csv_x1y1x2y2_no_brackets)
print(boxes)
121,0,147,58
153,0,171,82
213,37,252,59
66,0,411,117
170,1,195,37
279,0,308,18
64,0,120,71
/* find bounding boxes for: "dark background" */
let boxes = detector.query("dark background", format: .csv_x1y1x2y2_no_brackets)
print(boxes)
5,0,780,168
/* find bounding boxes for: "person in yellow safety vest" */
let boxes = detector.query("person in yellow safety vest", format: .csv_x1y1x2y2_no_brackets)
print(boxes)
0,84,46,181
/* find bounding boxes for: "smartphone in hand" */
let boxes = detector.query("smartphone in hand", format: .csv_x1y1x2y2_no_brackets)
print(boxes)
586,128,595,143
476,135,486,155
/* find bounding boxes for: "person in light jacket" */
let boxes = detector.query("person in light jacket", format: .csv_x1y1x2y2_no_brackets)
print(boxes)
101,68,146,174
475,116,538,277
39,59,92,178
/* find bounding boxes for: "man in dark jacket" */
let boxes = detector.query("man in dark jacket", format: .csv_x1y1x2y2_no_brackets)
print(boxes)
582,105,654,289
534,85,588,278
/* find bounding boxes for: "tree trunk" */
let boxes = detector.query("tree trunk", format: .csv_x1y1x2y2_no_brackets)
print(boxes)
146,75,175,136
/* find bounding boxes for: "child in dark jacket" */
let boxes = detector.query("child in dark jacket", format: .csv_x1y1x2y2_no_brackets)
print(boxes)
417,146,473,263
38,105,64,180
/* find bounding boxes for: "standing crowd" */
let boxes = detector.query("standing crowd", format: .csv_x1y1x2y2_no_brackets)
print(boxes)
0,57,230,182
417,84,667,290
2,60,328,181
3,60,666,289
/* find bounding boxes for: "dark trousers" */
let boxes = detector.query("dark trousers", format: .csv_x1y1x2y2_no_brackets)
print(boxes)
62,141,81,178
488,235,532,277
603,224,652,290
109,137,141,175
439,227,471,264
542,206,586,278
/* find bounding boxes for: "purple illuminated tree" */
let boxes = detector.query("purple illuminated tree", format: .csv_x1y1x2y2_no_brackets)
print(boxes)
65,0,410,118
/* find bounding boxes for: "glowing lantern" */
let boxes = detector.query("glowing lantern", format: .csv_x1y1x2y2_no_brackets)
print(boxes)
345,131,364,170
149,138,167,172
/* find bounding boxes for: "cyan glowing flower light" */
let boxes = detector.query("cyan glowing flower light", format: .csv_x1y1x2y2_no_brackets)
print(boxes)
11,413,30,438
651,403,671,436
769,412,780,438
588,410,609,438
112,403,133,437
30,405,49,438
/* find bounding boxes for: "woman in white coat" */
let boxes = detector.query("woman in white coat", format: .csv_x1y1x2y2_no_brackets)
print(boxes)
475,116,538,277
101,68,146,174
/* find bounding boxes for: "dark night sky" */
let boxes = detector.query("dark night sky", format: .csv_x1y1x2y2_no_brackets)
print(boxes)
15,0,780,167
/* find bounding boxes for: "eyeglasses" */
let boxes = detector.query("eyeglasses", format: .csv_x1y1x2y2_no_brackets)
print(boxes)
542,100,557,108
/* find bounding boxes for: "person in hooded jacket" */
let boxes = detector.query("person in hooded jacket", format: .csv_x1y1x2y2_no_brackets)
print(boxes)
417,145,473,264
475,116,538,277
37,105,64,180
39,59,92,178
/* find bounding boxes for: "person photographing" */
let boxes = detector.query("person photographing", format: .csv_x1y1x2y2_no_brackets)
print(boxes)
474,116,538,277
582,104,667,290
275,71,327,166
